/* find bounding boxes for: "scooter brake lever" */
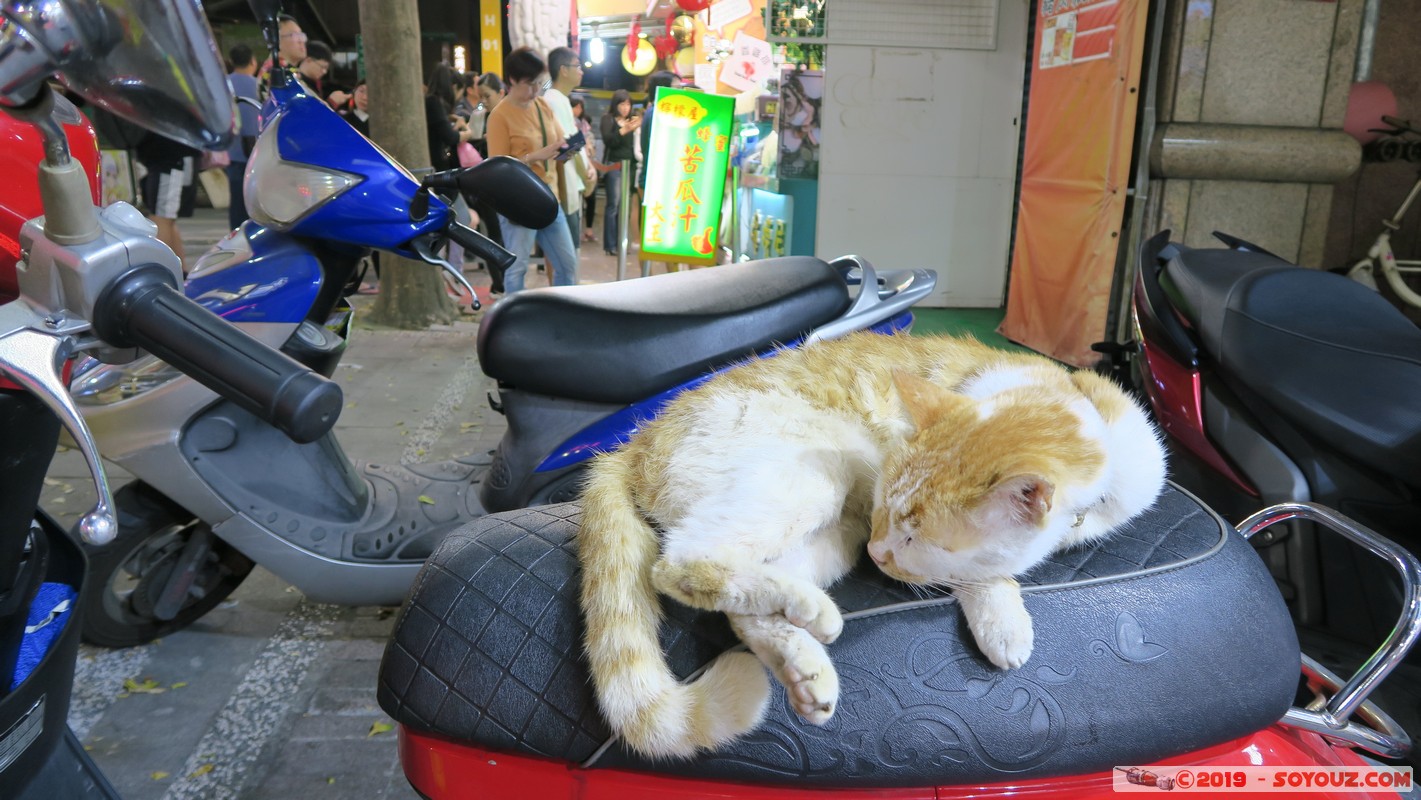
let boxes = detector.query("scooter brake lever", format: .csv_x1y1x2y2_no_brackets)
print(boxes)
0,308,116,545
409,235,481,311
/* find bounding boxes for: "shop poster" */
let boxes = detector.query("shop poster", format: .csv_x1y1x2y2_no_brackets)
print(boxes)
720,30,774,94
641,87,735,265
1000,0,1148,366
100,149,135,206
777,68,821,181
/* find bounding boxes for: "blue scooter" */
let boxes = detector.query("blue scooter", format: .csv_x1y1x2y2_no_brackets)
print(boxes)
67,31,937,648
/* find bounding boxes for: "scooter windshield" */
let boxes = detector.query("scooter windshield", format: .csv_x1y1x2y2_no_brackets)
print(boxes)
0,0,234,150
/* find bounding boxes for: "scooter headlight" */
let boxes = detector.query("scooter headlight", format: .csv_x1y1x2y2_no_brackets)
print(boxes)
70,355,185,406
244,116,361,229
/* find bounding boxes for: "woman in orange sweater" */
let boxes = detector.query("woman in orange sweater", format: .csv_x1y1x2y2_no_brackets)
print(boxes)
484,47,579,293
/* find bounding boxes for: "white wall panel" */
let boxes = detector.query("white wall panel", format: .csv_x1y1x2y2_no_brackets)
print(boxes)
816,0,1028,307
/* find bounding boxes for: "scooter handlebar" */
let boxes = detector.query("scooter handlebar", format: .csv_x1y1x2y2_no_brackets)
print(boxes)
91,265,342,444
447,221,515,272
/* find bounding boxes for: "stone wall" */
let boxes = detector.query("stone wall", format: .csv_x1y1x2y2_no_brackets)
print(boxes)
1145,0,1363,266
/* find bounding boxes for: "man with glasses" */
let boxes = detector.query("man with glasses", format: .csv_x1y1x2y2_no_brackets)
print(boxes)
297,40,336,101
543,46,591,265
260,14,308,98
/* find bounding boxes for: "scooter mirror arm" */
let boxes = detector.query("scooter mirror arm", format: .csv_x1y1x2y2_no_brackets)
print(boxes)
1238,502,1421,757
802,255,937,345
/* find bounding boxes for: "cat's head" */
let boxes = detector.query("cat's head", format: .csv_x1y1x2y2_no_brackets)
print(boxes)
867,369,1103,585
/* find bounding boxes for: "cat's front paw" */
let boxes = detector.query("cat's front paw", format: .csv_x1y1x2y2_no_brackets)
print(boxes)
970,606,1034,670
784,590,843,644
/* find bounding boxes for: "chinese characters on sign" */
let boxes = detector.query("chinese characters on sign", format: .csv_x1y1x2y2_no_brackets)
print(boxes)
641,88,735,264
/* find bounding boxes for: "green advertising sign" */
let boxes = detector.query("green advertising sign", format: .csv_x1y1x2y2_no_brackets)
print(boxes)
641,88,735,264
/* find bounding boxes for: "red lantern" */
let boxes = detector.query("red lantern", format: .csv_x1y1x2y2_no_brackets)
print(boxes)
676,0,711,11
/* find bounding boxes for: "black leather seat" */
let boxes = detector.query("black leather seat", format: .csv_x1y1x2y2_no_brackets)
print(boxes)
1166,250,1421,481
476,258,850,405
378,485,1300,788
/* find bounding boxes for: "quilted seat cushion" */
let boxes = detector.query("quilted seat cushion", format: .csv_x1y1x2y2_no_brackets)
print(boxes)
377,485,1301,788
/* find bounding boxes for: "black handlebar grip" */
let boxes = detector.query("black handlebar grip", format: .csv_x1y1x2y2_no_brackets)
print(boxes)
447,222,516,272
92,265,342,444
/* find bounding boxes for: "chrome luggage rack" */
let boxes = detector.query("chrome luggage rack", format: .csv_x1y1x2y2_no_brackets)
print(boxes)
1238,503,1421,759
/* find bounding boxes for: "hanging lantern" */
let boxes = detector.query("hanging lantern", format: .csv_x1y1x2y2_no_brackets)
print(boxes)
676,0,711,11
670,14,696,47
622,40,657,75
627,19,642,59
673,46,696,80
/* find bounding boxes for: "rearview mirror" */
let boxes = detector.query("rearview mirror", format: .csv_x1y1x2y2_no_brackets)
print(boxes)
0,0,235,150
458,157,559,229
248,0,285,54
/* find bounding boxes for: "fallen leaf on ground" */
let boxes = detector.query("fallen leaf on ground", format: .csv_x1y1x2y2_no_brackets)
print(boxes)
123,677,165,694
170,681,188,689
151,771,170,781
417,495,435,505
190,764,214,778
368,721,394,737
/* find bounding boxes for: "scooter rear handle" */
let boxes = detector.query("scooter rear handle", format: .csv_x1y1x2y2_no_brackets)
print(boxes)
1238,502,1421,758
91,264,343,444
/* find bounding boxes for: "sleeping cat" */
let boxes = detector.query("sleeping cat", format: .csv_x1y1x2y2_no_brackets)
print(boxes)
578,332,1166,759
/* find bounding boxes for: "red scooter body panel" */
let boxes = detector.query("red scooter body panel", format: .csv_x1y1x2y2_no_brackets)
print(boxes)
0,110,102,303
398,725,1402,800
0,108,102,392
1131,280,1258,497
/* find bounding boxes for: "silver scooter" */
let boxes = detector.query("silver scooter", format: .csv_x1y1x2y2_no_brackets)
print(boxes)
0,2,339,794
65,0,938,649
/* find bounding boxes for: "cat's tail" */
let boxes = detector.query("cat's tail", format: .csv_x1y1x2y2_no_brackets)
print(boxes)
579,451,770,760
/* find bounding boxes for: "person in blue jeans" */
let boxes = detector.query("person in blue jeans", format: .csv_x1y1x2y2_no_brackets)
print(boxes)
226,44,260,230
485,47,579,293
598,90,639,255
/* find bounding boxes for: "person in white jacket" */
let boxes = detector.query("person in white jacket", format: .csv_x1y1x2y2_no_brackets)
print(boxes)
544,47,593,263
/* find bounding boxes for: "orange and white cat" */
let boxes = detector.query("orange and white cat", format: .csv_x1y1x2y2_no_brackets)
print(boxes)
578,332,1166,759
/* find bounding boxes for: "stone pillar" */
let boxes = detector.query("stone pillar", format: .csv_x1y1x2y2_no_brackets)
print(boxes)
1145,0,1364,266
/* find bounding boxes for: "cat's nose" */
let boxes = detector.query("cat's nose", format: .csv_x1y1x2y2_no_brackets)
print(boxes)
867,540,890,565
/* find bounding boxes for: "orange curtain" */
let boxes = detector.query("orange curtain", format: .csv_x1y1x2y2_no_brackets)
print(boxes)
1000,0,1149,367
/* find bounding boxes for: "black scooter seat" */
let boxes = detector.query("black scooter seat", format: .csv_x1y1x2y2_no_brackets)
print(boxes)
378,485,1299,788
1165,249,1421,480
476,258,850,404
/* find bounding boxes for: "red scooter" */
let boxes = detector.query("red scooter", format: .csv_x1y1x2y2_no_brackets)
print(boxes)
1123,230,1421,706
375,242,1421,797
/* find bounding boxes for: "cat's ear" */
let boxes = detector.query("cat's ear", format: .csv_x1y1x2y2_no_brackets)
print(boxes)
992,475,1054,527
892,369,954,430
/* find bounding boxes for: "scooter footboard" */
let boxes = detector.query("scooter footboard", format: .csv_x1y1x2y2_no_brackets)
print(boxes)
378,484,1300,789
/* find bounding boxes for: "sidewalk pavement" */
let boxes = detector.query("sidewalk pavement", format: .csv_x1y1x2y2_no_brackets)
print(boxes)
37,205,653,799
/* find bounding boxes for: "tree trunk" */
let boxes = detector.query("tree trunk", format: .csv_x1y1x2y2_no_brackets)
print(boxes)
357,0,458,328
